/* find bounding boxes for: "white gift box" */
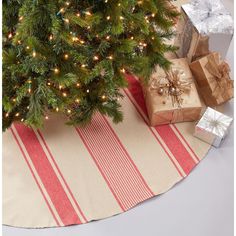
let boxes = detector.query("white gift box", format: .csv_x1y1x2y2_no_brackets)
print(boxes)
194,107,233,147
174,0,234,62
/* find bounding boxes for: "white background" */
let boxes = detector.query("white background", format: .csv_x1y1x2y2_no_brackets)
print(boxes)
3,0,234,235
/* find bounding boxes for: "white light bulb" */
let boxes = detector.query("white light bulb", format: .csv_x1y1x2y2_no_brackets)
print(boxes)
93,55,99,61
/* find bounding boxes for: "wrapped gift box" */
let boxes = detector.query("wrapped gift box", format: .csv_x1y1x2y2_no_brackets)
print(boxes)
190,52,234,106
194,107,233,147
174,0,234,62
143,58,202,126
162,0,190,59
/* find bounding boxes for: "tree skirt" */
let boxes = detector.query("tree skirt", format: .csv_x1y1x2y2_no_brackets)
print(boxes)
3,75,211,228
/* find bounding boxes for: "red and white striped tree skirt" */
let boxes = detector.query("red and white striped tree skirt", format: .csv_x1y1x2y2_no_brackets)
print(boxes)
3,75,211,228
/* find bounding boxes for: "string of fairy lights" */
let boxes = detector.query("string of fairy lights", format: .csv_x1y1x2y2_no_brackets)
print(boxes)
5,0,158,121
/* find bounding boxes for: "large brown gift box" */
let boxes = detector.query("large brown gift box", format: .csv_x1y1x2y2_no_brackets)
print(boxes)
143,58,202,126
190,52,234,107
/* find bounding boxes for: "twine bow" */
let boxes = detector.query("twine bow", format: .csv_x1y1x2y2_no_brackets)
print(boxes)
205,55,233,98
150,68,192,107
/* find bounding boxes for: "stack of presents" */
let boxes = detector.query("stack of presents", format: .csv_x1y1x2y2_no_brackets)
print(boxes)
142,0,234,147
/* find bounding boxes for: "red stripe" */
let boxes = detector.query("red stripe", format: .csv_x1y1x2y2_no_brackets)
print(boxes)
10,128,60,226
172,124,200,162
153,126,196,175
36,130,88,223
77,125,126,211
126,74,197,175
78,118,132,209
123,88,184,178
102,116,155,195
77,114,153,209
76,113,154,211
13,123,82,226
84,114,154,207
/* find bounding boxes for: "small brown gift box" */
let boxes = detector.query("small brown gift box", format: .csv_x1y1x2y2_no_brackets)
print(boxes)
190,52,234,106
143,58,202,126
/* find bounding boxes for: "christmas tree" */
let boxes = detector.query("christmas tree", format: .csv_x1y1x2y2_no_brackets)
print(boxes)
3,0,179,130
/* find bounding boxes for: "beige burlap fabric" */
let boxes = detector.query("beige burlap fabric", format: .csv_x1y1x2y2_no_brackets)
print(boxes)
3,74,211,228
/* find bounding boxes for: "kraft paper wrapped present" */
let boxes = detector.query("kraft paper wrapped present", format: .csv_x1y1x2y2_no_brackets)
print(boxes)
190,52,234,106
162,0,190,59
194,107,233,147
174,0,234,62
143,58,202,126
